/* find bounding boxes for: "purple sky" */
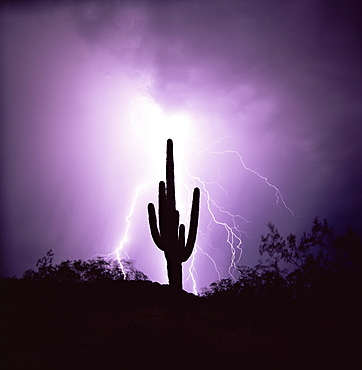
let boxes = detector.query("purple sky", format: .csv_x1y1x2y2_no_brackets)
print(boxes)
1,0,361,292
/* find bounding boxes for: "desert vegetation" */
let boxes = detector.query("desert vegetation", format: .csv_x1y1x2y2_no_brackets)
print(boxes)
2,218,360,369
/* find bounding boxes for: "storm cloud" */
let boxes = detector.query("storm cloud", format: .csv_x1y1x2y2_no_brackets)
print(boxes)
1,0,361,291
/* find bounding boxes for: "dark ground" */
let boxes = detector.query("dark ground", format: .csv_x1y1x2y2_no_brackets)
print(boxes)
1,278,360,369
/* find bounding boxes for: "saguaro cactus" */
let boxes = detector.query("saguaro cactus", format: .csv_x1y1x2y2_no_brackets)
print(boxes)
148,139,200,290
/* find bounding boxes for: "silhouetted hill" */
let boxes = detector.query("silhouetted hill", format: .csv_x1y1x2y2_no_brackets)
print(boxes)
2,221,360,368
1,277,360,369
2,279,203,368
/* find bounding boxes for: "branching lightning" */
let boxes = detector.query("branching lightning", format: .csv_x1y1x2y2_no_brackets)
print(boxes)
186,170,245,281
108,96,296,293
208,149,297,216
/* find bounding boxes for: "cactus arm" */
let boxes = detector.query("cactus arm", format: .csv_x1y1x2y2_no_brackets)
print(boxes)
182,187,200,262
179,223,185,248
147,203,163,250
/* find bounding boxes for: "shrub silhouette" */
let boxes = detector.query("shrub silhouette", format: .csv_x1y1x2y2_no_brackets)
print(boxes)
2,217,360,369
148,139,200,290
23,250,148,283
202,218,362,302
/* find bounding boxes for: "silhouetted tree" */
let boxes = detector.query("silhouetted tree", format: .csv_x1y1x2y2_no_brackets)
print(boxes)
148,139,200,290
330,226,362,276
122,259,148,281
203,278,234,296
202,218,361,301
258,218,362,297
259,218,334,273
23,251,148,283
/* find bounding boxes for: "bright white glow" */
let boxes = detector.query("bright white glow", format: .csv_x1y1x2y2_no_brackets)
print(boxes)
131,97,190,148
130,97,192,216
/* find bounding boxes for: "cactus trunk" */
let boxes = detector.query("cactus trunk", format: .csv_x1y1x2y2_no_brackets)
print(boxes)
166,258,182,290
148,139,200,290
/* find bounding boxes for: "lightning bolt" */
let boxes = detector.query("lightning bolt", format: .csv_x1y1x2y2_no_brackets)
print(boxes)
108,96,296,294
208,149,297,216
94,182,151,278
186,169,245,281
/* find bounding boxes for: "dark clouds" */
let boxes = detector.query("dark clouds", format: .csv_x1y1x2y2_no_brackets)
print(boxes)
133,0,361,232
1,0,361,289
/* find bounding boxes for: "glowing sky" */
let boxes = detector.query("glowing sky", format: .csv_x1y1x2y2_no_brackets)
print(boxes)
1,0,361,292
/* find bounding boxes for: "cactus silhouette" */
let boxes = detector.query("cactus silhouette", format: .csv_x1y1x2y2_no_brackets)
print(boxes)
148,139,200,290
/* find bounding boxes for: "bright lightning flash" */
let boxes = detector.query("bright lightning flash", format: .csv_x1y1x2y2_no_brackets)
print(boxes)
105,97,295,294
